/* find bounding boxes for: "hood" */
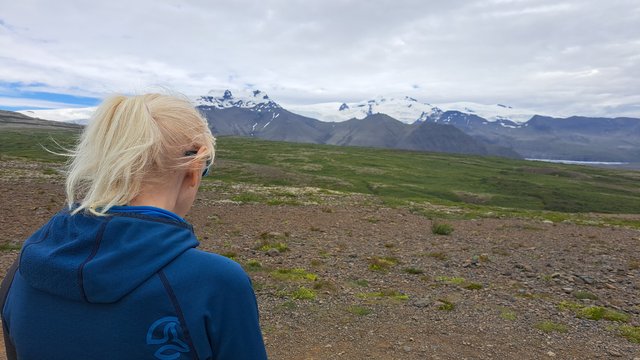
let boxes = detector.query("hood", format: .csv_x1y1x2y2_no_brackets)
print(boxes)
19,209,199,304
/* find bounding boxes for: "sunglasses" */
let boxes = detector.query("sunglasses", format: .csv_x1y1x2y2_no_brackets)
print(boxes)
184,150,212,177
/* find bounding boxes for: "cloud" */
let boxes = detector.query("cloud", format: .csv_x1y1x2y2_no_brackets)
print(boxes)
0,0,638,117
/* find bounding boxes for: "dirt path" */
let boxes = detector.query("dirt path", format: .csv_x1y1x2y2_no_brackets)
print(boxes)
1,160,639,359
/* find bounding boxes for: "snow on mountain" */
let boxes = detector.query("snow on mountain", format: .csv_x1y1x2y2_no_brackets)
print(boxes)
285,96,443,124
195,89,281,112
17,107,96,123
435,102,539,124
285,96,540,124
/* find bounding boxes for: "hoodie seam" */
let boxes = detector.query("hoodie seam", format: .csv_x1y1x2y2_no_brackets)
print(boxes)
158,270,200,360
77,217,112,302
108,212,193,231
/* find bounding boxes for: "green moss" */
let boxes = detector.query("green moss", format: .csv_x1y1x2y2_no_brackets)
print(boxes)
291,287,316,300
432,222,454,235
0,243,21,252
437,299,455,311
368,256,399,272
403,267,424,274
220,251,237,261
244,259,262,271
619,325,640,343
350,279,369,287
347,305,372,316
578,306,629,322
535,321,568,333
271,268,318,282
573,290,598,300
500,309,517,321
463,282,483,290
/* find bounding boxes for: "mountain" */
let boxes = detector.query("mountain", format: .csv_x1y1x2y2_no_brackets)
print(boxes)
198,90,520,158
0,110,82,130
286,96,539,124
419,112,640,162
15,89,640,162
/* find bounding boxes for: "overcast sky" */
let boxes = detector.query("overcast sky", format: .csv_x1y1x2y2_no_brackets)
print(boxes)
0,0,639,117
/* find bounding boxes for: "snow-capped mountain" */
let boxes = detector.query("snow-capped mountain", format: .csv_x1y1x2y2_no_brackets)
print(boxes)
285,96,443,124
196,89,281,112
286,96,540,125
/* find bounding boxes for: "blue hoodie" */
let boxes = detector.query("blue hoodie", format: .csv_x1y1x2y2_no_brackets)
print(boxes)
3,207,267,360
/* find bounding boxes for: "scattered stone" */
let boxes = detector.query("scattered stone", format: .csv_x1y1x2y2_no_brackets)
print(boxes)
403,346,412,353
266,248,280,257
547,351,556,357
562,287,574,293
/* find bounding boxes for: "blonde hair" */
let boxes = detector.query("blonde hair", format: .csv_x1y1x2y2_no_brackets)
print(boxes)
66,93,215,215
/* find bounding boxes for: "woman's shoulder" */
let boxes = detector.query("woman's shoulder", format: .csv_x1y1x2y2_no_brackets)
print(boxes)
162,248,252,292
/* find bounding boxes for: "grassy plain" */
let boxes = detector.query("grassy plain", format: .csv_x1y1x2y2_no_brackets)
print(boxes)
1,129,639,218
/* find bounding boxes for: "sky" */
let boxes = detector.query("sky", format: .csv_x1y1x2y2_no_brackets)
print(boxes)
0,0,639,117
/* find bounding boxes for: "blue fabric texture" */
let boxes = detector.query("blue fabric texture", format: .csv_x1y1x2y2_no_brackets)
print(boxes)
3,208,267,360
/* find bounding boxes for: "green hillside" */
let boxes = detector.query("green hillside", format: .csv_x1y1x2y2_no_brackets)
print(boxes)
1,129,639,214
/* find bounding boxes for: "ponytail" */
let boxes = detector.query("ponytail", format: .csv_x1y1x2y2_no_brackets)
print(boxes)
65,93,215,216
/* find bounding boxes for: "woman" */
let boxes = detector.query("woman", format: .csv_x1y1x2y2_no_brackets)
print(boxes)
1,94,267,359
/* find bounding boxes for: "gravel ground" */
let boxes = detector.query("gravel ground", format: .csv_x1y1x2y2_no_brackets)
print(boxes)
0,159,639,359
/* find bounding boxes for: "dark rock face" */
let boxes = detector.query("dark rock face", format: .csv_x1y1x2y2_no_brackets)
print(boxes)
198,107,520,158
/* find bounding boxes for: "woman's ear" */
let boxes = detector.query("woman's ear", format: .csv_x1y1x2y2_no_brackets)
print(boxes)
187,145,208,187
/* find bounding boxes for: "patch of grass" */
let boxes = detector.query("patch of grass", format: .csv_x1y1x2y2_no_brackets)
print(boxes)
365,217,380,224
403,267,424,275
573,290,598,300
255,232,289,253
291,287,316,300
629,259,640,270
257,241,289,253
619,325,640,343
357,290,409,301
432,222,454,235
220,251,238,261
271,268,318,282
42,167,58,175
280,300,296,309
578,306,629,322
559,301,630,323
350,279,369,287
347,305,372,316
535,321,568,333
557,301,583,311
232,193,267,203
426,251,448,261
368,256,399,272
436,276,466,285
437,299,455,311
463,282,483,290
244,259,262,271
0,243,21,252
312,279,337,292
500,309,517,321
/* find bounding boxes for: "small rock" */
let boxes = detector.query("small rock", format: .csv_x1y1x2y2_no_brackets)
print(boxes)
266,248,280,257
607,350,623,357
550,273,562,278
547,351,556,357
403,346,412,353
562,287,574,293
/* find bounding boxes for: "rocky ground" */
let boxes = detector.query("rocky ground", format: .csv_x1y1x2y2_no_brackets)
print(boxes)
0,159,639,359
